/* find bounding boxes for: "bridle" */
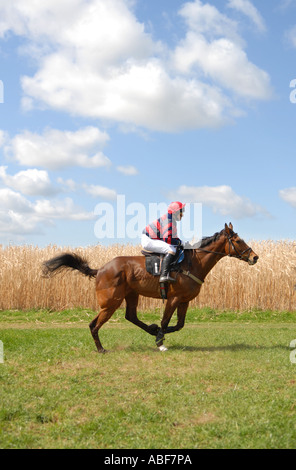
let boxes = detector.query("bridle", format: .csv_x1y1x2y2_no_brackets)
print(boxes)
180,231,253,286
196,231,252,262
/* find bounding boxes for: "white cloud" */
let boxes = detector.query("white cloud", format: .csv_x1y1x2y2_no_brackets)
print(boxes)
0,166,59,196
0,188,34,213
4,126,111,170
171,184,269,219
116,165,138,175
0,187,95,239
286,25,296,48
173,35,271,100
0,0,273,132
178,0,241,42
226,0,266,33
56,178,117,200
57,177,78,192
21,54,233,131
83,184,117,200
0,130,8,147
279,187,296,208
173,1,272,100
280,0,295,9
0,211,43,236
34,197,95,220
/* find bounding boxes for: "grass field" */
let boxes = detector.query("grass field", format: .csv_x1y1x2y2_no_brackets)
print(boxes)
1,308,296,449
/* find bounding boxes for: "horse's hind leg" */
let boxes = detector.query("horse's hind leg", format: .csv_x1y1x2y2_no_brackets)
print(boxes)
89,295,123,353
125,292,160,337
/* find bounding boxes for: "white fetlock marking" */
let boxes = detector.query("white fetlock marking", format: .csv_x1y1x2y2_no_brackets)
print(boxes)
159,345,168,352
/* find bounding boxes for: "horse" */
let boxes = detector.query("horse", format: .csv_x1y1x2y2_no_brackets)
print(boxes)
43,223,258,353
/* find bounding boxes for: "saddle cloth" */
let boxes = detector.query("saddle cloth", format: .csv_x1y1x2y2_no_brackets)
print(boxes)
141,249,184,277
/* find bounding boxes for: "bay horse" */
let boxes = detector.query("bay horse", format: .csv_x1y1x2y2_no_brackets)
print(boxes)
43,223,258,353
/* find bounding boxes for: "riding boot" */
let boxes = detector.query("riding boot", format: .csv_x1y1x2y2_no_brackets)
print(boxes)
159,253,176,283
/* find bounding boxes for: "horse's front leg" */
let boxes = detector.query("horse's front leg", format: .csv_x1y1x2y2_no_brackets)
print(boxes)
156,299,179,349
165,301,189,334
156,301,189,350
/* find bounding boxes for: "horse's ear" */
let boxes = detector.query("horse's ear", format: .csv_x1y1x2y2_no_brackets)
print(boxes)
229,222,233,231
224,223,229,233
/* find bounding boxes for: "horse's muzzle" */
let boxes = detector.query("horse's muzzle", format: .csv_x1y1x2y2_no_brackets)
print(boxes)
248,255,259,265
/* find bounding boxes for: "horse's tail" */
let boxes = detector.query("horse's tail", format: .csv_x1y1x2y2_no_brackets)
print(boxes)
42,252,98,279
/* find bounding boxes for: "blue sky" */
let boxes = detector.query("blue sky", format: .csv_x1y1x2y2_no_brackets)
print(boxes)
0,0,296,247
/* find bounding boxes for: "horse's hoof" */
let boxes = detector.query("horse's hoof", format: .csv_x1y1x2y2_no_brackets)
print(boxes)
158,345,168,352
98,348,109,354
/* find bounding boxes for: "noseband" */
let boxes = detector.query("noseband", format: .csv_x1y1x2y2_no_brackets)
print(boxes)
226,234,252,262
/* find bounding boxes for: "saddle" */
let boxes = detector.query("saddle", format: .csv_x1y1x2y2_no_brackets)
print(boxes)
141,248,185,277
141,248,185,301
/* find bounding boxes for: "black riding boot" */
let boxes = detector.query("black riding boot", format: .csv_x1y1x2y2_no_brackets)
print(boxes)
159,253,176,283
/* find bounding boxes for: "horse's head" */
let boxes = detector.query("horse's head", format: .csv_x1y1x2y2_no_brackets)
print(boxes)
223,223,259,265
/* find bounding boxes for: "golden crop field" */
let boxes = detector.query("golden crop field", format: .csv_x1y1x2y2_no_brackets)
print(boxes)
0,241,296,312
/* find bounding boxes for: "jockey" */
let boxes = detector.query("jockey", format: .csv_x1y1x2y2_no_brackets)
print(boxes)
141,201,186,283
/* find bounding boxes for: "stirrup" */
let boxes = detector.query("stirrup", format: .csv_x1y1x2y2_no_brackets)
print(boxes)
159,274,176,283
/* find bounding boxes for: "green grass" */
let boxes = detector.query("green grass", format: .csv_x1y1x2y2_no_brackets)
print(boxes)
1,308,296,449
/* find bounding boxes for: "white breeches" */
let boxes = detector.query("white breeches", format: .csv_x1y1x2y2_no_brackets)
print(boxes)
141,234,177,255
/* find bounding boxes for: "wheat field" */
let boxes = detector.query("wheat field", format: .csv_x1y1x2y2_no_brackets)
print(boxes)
0,241,296,312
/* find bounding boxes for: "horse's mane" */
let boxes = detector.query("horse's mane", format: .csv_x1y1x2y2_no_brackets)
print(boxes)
199,231,222,248
187,230,225,250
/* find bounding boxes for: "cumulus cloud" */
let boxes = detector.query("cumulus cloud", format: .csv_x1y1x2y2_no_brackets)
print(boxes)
0,166,59,196
0,211,43,237
0,187,95,238
280,0,295,9
0,188,34,214
0,130,8,147
83,184,117,200
173,35,271,100
55,178,117,200
226,0,266,33
173,1,272,100
22,55,232,131
171,184,269,219
57,177,78,192
116,165,138,176
0,0,273,132
0,188,38,236
178,0,240,42
285,25,296,48
34,197,95,221
279,187,296,208
4,126,111,170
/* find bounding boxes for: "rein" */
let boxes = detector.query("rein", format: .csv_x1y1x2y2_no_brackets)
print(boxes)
178,231,252,286
196,233,252,262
